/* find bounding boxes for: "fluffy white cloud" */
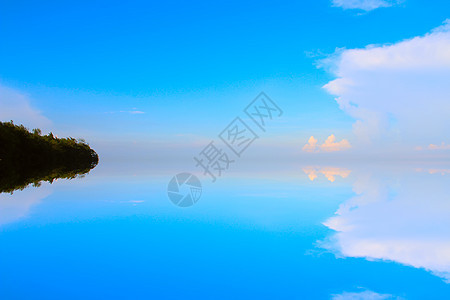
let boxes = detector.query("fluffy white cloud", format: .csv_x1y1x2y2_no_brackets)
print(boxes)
323,20,450,150
0,84,51,131
303,135,351,152
332,0,400,11
321,167,450,282
321,134,352,152
302,136,319,152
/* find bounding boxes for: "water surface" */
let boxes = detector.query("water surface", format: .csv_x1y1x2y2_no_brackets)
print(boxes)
1,159,450,299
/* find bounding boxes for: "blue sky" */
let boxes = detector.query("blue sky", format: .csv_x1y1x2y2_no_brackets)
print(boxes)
1,0,450,158
2,3,450,297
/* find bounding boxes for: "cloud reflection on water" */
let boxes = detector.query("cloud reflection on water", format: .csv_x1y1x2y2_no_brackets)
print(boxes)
0,184,52,227
303,166,351,182
321,165,450,282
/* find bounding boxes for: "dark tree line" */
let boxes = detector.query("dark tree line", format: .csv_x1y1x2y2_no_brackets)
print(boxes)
0,121,99,193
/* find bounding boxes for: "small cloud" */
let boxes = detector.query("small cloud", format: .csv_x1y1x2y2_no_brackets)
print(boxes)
331,289,400,300
321,134,352,152
302,135,351,153
122,200,145,206
332,0,401,11
302,136,318,152
105,109,145,115
428,142,450,150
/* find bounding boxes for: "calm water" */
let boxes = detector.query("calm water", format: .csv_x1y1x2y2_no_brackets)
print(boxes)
1,158,450,299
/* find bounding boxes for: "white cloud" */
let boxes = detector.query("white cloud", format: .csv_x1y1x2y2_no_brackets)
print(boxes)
321,134,352,152
302,135,351,153
302,136,319,152
105,109,145,114
323,20,450,150
0,84,52,131
332,0,401,11
0,85,53,225
331,289,399,300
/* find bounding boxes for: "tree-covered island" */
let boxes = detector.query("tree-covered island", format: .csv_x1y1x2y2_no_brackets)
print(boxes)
0,121,99,193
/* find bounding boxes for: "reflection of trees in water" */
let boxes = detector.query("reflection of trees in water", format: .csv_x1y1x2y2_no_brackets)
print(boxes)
0,121,99,194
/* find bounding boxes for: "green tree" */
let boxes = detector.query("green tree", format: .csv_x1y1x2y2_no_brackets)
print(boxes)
0,121,99,193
